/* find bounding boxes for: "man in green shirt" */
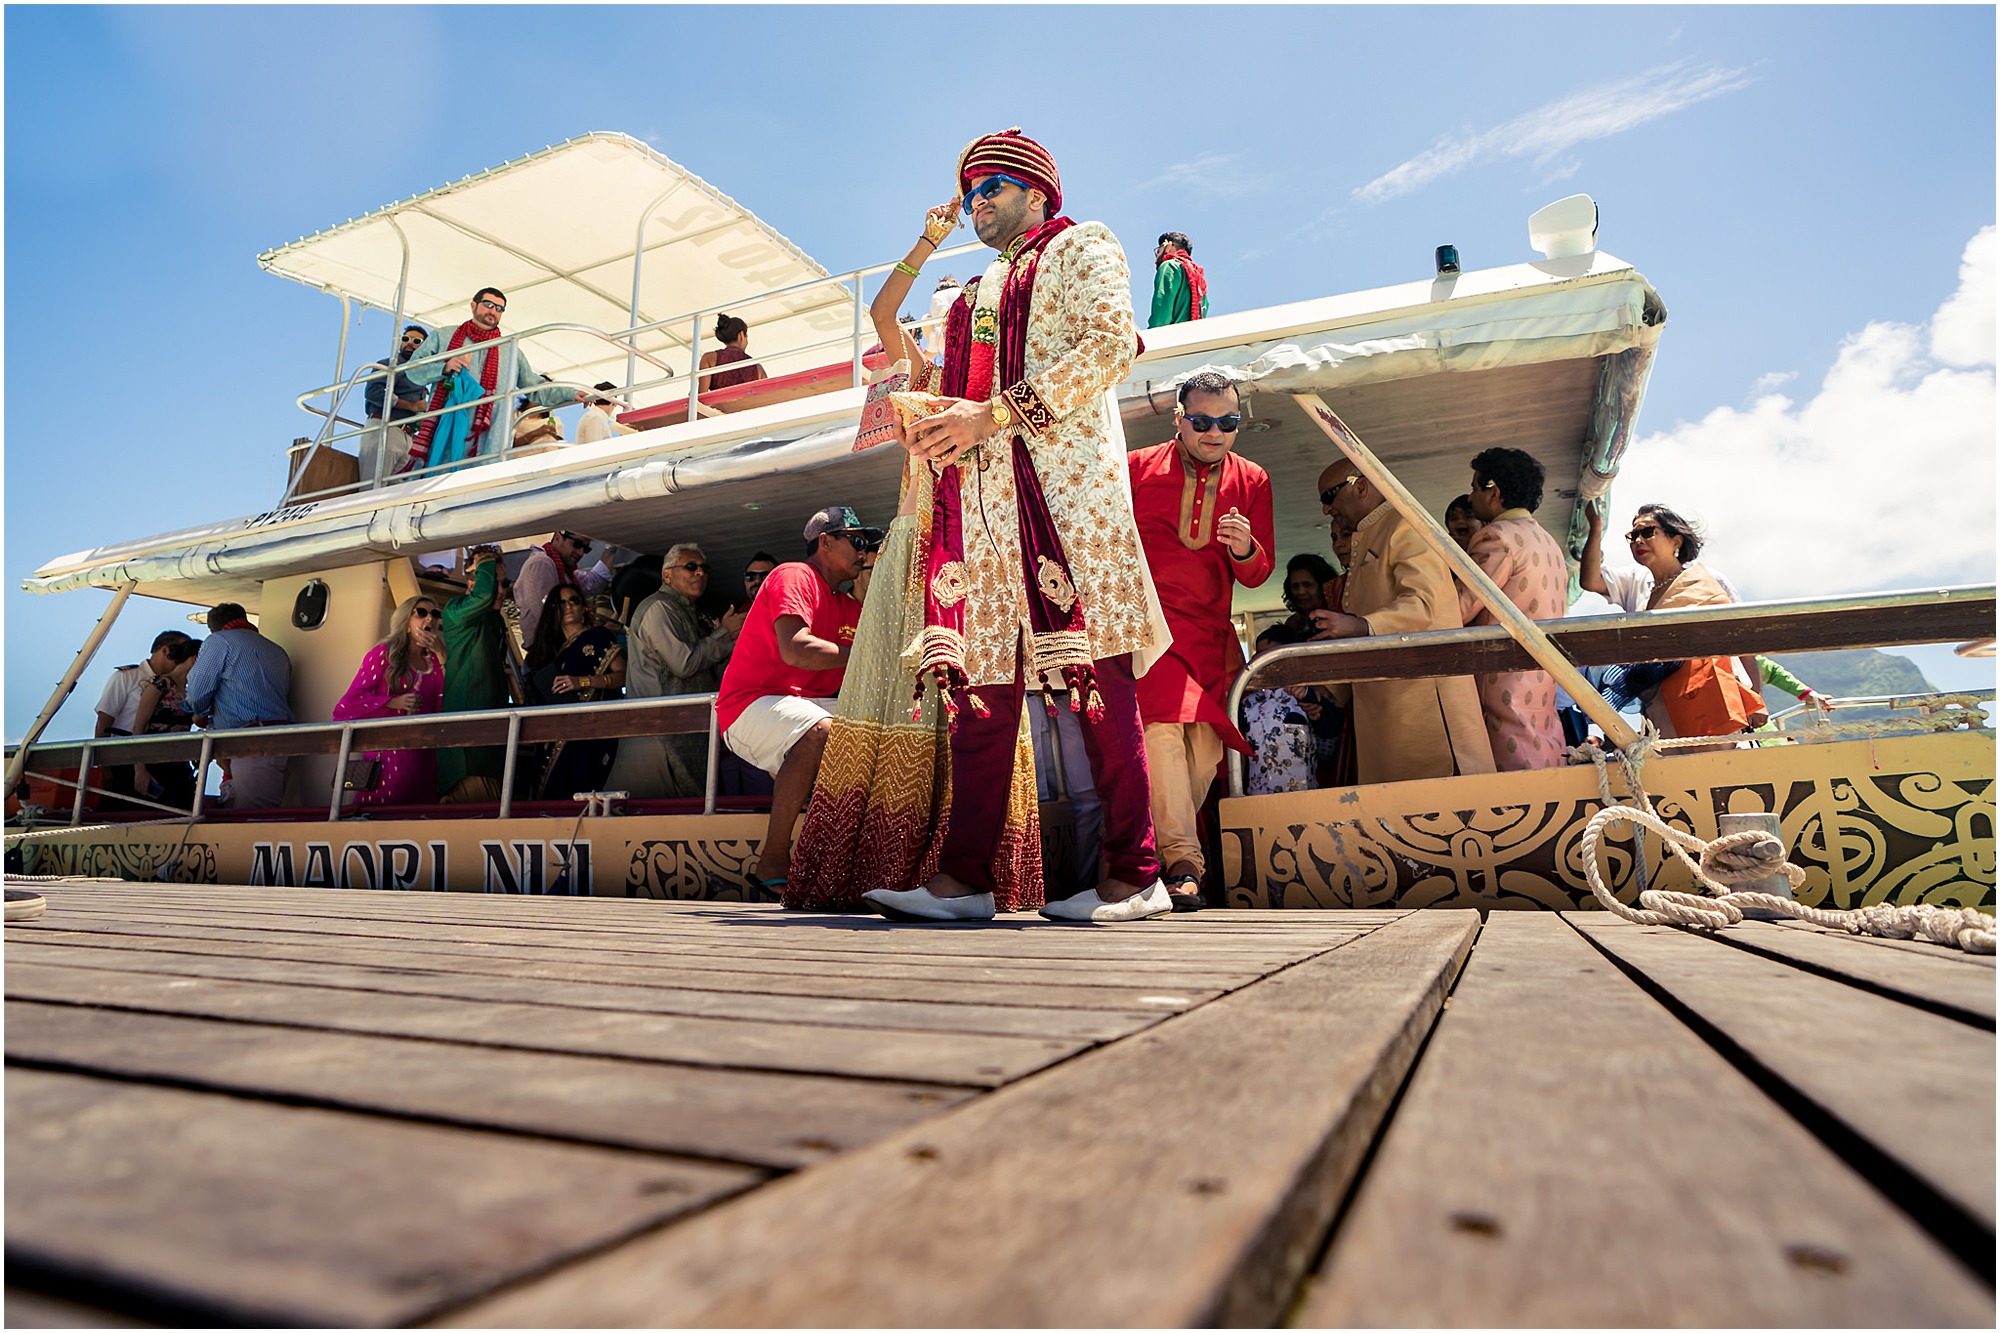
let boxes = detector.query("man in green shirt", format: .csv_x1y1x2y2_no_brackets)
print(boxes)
1148,232,1210,328
439,547,516,801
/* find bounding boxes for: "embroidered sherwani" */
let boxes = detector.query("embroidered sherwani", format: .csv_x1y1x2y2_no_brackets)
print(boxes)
1336,501,1495,784
916,222,1168,687
1457,510,1568,770
915,220,1166,894
1127,439,1273,875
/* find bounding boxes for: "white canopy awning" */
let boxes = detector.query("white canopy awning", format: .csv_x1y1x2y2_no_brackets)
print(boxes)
257,131,858,400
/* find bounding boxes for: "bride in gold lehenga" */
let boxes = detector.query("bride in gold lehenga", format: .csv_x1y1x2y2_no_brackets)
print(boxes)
783,203,1046,913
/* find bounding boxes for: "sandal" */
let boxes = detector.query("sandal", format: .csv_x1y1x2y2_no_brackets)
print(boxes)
1164,872,1205,913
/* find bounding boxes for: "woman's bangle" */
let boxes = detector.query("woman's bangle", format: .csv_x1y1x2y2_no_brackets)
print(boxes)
894,260,922,278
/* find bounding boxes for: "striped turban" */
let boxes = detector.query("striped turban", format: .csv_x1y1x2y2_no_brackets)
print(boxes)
957,128,1062,214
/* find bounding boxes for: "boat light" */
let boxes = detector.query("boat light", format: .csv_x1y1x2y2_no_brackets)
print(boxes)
1435,244,1460,276
1528,194,1599,259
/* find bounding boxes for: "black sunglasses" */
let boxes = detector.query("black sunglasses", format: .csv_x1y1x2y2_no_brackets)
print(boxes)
410,607,440,621
677,561,709,572
1181,413,1241,434
555,594,585,605
1320,476,1360,506
1627,525,1664,542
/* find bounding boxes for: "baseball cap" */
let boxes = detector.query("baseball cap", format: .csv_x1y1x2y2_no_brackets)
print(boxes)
803,505,885,547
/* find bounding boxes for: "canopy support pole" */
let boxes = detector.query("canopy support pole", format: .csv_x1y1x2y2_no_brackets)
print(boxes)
1290,393,1640,752
6,581,139,793
627,183,686,396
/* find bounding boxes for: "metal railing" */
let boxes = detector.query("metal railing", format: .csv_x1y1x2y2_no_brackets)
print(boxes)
6,693,727,829
284,239,985,504
1222,586,1999,798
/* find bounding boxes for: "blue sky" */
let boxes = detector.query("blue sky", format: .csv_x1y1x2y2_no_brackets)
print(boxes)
6,5,1995,741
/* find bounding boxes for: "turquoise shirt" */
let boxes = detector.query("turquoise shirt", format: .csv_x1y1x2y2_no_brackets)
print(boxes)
405,325,575,410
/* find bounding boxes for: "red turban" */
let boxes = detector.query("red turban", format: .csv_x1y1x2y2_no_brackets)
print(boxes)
957,128,1062,214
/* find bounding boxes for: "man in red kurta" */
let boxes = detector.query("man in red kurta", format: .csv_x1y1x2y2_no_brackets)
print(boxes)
1128,371,1274,910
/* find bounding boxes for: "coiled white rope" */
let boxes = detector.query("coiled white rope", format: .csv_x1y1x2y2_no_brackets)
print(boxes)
1574,734,1996,954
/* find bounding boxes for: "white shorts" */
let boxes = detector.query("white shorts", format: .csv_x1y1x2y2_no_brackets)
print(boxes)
722,695,836,776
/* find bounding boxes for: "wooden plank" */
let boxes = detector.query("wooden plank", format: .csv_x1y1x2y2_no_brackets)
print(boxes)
13,919,1275,991
1249,587,1996,688
19,896,1328,972
438,912,1479,1329
1300,914,1994,1327
2,962,1084,1087
4,940,1167,1042
6,1002,972,1169
1570,914,1996,1237
1711,920,1995,1025
4,1068,759,1328
14,926,1231,1013
1781,918,1997,968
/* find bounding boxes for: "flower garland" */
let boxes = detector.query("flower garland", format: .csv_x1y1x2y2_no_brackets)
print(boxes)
964,251,1010,401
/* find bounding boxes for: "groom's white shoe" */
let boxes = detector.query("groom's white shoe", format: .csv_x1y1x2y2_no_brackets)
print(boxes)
861,885,997,923
1038,881,1173,923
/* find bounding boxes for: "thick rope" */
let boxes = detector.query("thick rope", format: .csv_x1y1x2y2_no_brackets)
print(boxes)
1579,796,1996,955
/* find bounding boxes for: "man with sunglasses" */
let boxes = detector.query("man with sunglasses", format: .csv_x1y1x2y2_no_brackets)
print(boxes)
717,506,875,887
610,542,749,798
515,530,608,645
866,127,1172,925
1125,371,1273,910
1148,232,1209,329
1311,461,1494,785
359,323,429,483
398,287,587,474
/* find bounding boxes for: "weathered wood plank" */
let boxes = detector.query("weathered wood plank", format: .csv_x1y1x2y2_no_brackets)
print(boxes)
6,1002,972,1169
1299,913,1994,1327
32,893,1365,954
13,926,1229,1013
4,940,1166,1042
438,912,1478,1329
1780,918,1997,968
4,1068,760,1328
12,918,1274,990
3,962,1083,1087
1712,920,1995,1025
1570,914,1996,1236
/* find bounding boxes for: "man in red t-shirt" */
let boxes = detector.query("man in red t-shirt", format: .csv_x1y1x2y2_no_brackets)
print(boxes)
716,505,875,885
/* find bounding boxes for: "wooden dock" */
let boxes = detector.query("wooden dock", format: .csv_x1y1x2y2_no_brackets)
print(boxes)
4,880,1992,1327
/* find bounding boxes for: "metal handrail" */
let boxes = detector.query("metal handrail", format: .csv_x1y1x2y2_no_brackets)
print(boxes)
7,692,724,827
1222,586,2000,798
285,238,985,496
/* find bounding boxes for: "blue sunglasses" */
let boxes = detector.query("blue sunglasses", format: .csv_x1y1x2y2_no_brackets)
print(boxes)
962,173,1032,215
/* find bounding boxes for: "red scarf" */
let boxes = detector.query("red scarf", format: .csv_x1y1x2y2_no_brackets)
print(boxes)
917,216,1109,724
215,618,254,633
1163,251,1207,320
540,541,579,587
404,321,503,470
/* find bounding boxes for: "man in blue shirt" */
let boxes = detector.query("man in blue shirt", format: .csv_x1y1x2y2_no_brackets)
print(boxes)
182,604,294,808
361,324,429,482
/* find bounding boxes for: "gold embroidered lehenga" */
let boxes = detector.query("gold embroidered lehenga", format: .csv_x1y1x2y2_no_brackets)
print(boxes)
785,462,1044,912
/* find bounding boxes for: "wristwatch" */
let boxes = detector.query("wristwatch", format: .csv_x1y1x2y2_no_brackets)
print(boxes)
990,396,1014,431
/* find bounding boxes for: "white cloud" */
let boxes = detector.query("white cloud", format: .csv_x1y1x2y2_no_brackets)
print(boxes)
1931,225,1995,366
1610,229,1996,600
1139,152,1264,196
1355,61,1755,205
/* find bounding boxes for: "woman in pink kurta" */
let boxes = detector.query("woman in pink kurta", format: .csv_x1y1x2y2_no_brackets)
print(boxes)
332,595,446,806
1457,449,1568,771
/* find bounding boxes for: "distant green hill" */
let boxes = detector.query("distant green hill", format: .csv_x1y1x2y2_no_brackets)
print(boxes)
1757,648,1941,719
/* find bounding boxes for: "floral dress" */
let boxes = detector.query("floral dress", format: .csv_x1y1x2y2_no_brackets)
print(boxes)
1241,688,1317,795
331,644,444,806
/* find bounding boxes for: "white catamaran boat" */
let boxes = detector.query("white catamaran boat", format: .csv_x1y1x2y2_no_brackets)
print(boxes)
8,132,1993,915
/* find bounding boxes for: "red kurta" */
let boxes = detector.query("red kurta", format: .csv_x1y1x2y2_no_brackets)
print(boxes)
1127,440,1275,752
